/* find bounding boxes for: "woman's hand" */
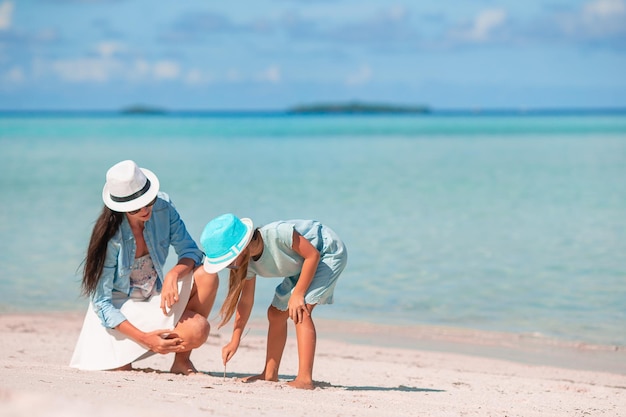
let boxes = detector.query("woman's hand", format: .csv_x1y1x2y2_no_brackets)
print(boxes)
222,339,240,365
288,293,310,324
142,329,185,354
160,270,180,315
160,259,196,315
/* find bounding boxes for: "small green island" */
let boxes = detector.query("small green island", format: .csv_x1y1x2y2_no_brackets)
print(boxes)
117,101,431,115
120,105,167,115
287,101,430,114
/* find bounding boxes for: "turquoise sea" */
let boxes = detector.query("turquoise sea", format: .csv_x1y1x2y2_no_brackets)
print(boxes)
1,112,625,346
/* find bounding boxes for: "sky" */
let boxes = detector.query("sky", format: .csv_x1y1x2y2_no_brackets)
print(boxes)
0,0,625,111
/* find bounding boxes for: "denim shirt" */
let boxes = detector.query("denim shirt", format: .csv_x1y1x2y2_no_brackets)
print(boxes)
91,192,203,328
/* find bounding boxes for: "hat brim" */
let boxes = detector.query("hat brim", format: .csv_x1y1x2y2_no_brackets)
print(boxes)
102,168,160,212
203,218,254,274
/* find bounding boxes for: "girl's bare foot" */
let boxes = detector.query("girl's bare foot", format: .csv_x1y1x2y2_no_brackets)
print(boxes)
241,373,278,383
170,357,198,375
287,378,315,390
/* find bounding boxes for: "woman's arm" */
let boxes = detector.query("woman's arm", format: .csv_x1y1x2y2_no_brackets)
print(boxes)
222,276,256,364
157,198,204,314
116,320,186,354
289,230,321,323
166,198,204,265
160,257,196,314
92,238,128,328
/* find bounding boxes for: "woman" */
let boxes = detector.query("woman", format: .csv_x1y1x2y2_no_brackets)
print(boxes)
70,160,218,374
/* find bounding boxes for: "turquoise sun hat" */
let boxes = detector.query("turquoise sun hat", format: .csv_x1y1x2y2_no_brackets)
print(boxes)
201,213,254,273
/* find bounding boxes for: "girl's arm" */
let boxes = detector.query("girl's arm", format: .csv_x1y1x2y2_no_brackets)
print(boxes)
289,230,321,323
222,276,256,365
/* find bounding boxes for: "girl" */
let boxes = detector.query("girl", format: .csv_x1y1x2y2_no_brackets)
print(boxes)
70,160,219,374
200,213,347,389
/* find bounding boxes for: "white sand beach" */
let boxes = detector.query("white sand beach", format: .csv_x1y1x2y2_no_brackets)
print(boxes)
1,312,625,417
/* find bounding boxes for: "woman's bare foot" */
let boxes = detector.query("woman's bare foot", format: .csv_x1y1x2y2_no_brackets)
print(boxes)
287,378,315,390
170,357,198,375
241,373,278,383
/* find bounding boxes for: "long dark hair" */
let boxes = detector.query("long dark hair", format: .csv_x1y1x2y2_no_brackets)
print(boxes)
81,206,124,296
217,230,257,328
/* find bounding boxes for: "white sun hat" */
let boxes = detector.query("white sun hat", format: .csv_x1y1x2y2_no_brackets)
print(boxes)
102,160,160,212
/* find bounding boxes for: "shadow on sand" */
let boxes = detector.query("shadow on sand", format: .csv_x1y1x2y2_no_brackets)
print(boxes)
127,369,446,393
315,381,445,392
205,371,445,392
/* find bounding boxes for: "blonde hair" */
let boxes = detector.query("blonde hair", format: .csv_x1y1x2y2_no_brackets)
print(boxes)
217,230,257,328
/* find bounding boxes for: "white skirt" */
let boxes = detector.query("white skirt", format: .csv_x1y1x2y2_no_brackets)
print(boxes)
69,273,194,371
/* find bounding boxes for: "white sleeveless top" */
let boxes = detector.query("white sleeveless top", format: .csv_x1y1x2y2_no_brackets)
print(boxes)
129,254,158,298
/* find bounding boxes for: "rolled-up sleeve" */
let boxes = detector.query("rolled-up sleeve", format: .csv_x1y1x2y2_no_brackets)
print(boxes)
91,238,127,328
168,203,203,265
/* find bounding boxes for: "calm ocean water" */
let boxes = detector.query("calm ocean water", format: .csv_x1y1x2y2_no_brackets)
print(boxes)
1,113,625,346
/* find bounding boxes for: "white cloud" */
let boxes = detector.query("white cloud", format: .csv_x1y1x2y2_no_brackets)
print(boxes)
37,55,283,86
129,59,151,80
7,66,24,81
2,66,24,85
387,5,409,22
554,0,626,40
584,0,626,17
34,28,59,43
153,60,180,80
51,58,120,82
44,43,130,82
580,0,626,36
96,42,126,58
0,0,13,31
226,69,242,82
33,52,185,83
465,9,507,42
17,34,289,87
184,66,280,85
184,68,213,85
345,65,372,86
258,65,281,83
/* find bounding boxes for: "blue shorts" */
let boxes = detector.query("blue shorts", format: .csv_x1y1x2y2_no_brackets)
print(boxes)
271,226,347,310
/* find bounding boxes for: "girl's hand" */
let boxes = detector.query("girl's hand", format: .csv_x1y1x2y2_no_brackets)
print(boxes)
288,294,310,323
289,231,318,324
143,329,185,354
222,340,240,365
160,271,180,315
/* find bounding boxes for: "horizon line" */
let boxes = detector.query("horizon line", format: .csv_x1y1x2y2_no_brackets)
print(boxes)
1,106,626,116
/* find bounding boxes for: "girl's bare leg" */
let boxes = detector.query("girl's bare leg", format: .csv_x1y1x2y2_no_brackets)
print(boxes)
242,305,289,383
287,304,317,390
171,268,219,375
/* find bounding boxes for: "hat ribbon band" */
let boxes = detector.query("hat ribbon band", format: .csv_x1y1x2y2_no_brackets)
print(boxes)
207,246,241,265
206,235,249,264
110,179,151,203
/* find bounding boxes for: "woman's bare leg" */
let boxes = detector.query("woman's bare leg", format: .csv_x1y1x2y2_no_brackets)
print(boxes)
287,304,317,390
242,305,289,383
186,268,219,318
167,310,209,374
